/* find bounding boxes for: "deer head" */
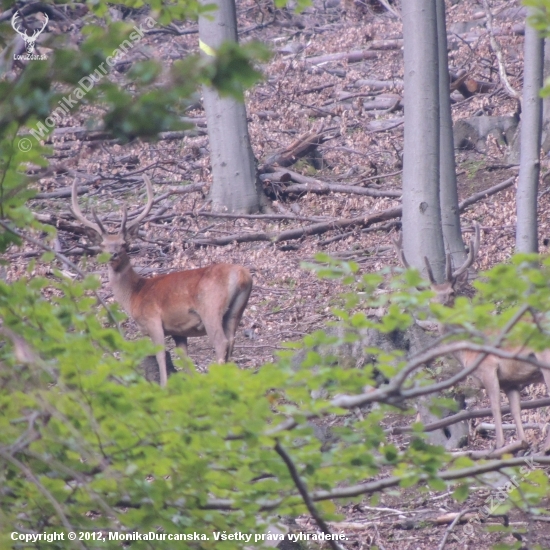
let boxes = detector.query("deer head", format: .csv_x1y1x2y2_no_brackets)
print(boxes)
423,223,481,306
392,223,481,306
71,175,155,272
11,10,49,55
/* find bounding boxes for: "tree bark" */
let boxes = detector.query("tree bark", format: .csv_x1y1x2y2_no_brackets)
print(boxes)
516,10,544,253
198,0,267,213
401,0,446,280
437,0,466,265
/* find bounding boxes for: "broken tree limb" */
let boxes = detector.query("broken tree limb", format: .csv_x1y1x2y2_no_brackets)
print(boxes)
365,117,404,133
306,50,377,65
354,78,403,91
264,125,338,167
260,169,401,198
458,176,514,210
366,38,403,50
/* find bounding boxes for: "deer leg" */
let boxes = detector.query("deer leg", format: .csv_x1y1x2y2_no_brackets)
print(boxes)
538,355,550,453
222,285,251,361
173,335,188,355
144,321,168,387
506,388,526,444
202,318,230,363
482,373,505,448
222,307,244,361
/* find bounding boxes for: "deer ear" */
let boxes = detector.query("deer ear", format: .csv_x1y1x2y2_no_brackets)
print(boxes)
453,269,469,289
83,227,103,246
124,223,141,241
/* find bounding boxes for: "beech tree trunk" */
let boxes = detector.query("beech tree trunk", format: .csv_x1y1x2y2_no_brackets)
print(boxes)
401,0,446,280
516,10,544,253
199,0,267,213
436,0,466,265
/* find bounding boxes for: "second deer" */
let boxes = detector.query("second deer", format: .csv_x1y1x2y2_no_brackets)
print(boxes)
395,224,550,452
71,175,252,387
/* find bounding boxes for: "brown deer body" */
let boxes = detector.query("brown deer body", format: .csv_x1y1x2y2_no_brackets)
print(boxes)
395,224,550,451
72,176,252,387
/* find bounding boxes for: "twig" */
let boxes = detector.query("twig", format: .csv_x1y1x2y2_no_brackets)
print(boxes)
437,508,476,550
451,440,527,459
376,0,401,19
0,220,120,331
386,397,550,435
311,456,550,502
274,440,346,550
481,0,519,98
0,448,86,550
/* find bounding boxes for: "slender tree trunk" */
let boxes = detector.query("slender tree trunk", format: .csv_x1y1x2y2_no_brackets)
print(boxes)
436,0,465,265
199,0,267,213
401,0,446,280
516,10,544,253
541,38,550,154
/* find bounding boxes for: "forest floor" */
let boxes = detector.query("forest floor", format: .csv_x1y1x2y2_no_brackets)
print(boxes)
7,0,550,548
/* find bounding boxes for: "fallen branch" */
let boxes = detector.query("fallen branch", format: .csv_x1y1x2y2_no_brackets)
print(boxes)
366,117,404,133
260,169,401,198
458,176,514,210
451,440,528,459
264,125,337,167
481,0,519,99
354,78,403,91
307,50,377,65
436,508,477,550
367,38,403,50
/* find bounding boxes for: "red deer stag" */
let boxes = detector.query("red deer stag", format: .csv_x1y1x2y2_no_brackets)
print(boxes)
71,175,252,387
394,224,550,452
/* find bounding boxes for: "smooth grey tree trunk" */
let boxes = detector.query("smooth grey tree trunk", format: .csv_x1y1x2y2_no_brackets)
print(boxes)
541,38,550,154
402,0,446,280
436,0,466,265
516,10,544,253
199,0,267,213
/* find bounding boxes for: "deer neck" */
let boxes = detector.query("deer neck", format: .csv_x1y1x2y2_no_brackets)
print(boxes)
107,257,144,315
437,322,467,365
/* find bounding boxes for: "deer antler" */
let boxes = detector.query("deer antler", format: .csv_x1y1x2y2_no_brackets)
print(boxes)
396,223,481,285
450,222,481,280
392,232,410,269
123,175,154,234
71,178,105,236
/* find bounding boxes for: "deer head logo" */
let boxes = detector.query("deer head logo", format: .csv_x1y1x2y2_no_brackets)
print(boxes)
11,10,49,55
